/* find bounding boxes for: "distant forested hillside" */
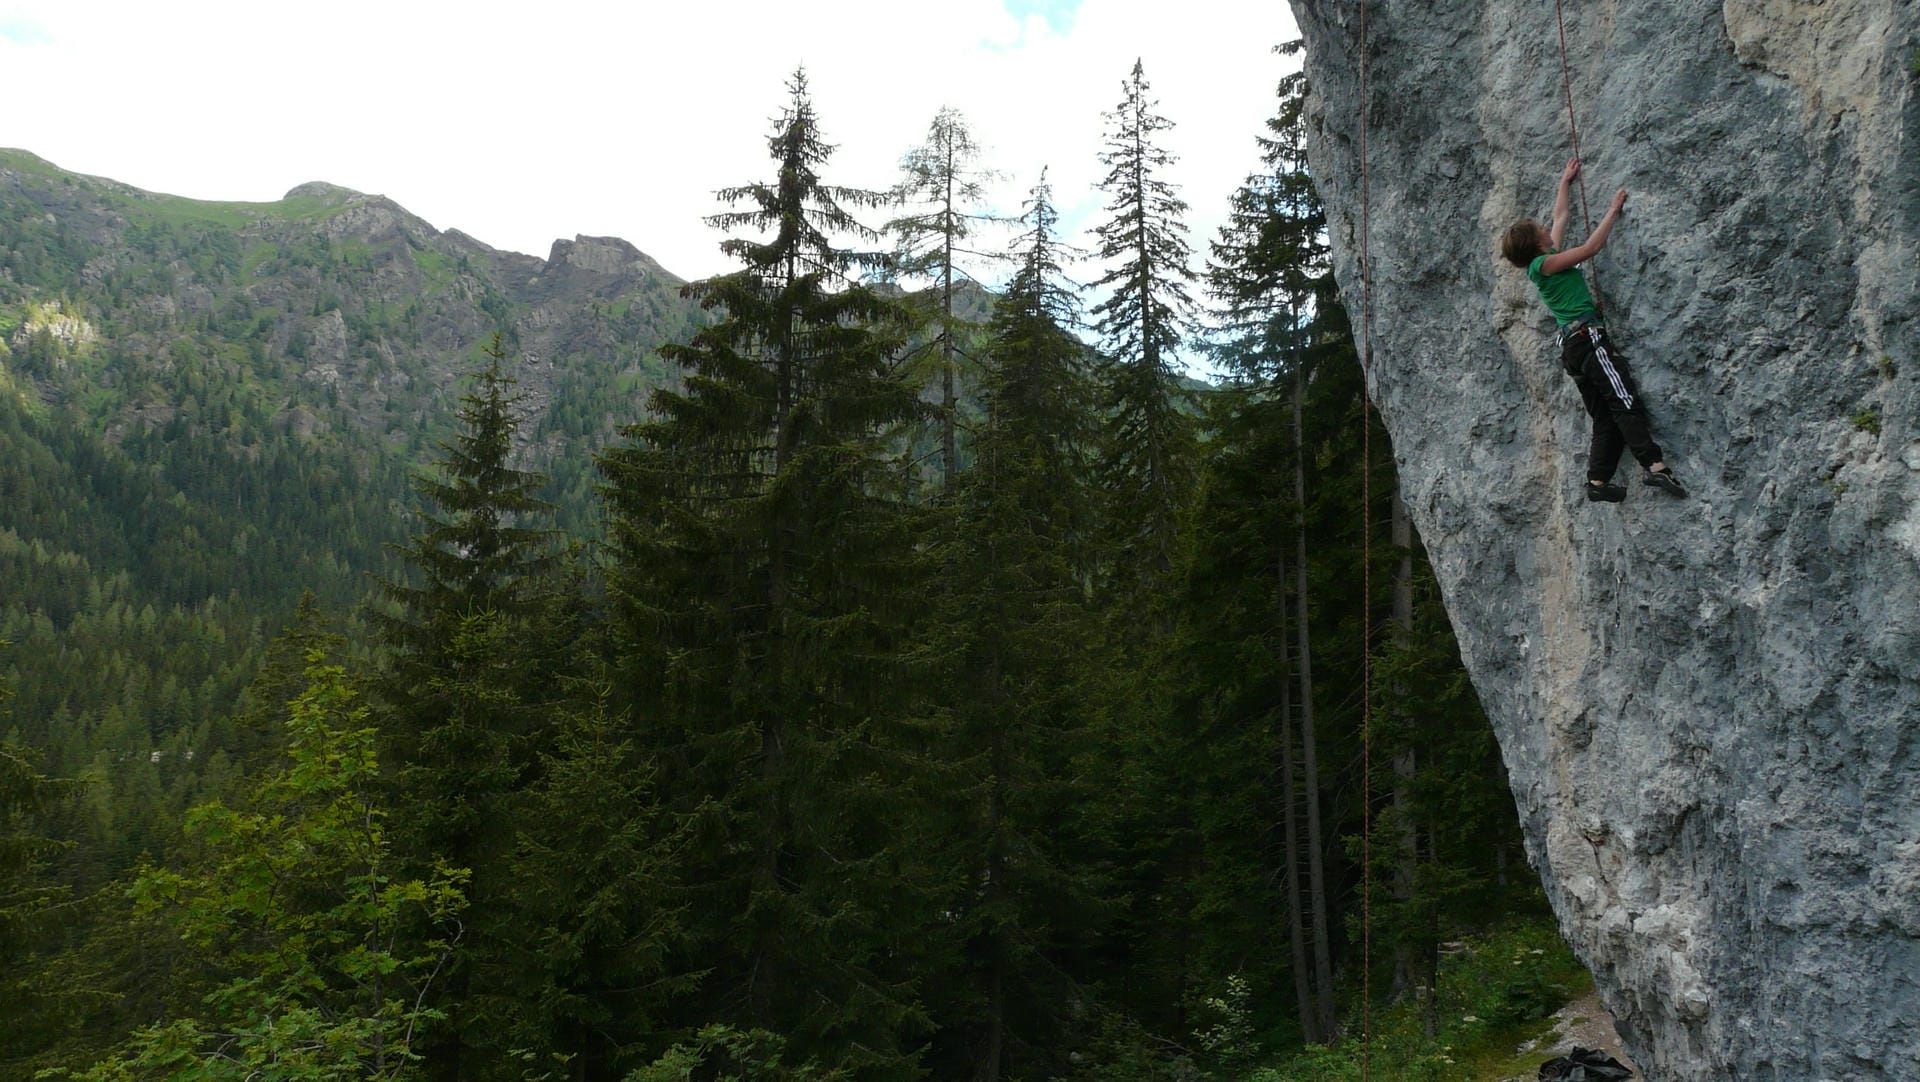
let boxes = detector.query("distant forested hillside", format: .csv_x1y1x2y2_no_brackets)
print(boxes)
0,146,705,865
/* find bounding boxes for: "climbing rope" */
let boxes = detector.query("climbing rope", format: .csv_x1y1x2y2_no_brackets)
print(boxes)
1552,0,1605,311
1355,1,1375,1077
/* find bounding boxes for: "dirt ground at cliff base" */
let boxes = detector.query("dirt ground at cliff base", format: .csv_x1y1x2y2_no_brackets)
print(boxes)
1499,991,1637,1080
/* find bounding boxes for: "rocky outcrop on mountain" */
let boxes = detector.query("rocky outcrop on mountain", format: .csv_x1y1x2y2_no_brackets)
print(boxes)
7,299,97,355
1289,1,1919,1078
548,234,682,285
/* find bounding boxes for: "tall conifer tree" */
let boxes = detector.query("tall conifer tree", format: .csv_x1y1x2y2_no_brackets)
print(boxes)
1089,58,1198,587
1206,43,1322,383
1165,382,1304,1045
378,335,555,641
598,69,935,1077
373,333,557,1079
1081,60,1206,1041
224,590,342,771
887,107,1001,491
929,174,1104,1080
1202,48,1341,1040
1367,490,1529,1033
501,683,685,1079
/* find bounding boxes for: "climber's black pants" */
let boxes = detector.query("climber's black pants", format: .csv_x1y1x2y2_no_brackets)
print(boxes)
1560,323,1663,482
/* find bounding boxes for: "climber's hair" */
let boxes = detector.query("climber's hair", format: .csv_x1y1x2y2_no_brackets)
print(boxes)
1501,219,1545,268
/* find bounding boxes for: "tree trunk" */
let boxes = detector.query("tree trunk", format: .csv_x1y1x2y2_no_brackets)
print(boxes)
1277,545,1318,1042
1390,482,1421,1015
1133,137,1170,575
755,260,798,1027
979,641,1007,1082
1292,368,1336,1039
974,435,1006,1081
941,142,958,492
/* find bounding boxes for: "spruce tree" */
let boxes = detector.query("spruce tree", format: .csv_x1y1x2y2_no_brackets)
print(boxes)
1202,49,1341,1040
1210,59,1536,1040
1089,58,1198,587
929,174,1103,1079
1080,60,1206,1043
373,332,557,1079
378,334,555,642
224,590,342,772
1165,382,1302,1052
598,69,935,1076
886,107,1001,491
1206,42,1323,383
1290,367,1337,1041
501,684,684,1079
1368,489,1531,1033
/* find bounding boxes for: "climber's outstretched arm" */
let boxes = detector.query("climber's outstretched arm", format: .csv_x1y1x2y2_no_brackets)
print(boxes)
1550,157,1578,248
1541,188,1627,275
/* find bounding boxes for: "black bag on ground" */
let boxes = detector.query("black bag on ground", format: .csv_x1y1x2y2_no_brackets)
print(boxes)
1538,1046,1633,1080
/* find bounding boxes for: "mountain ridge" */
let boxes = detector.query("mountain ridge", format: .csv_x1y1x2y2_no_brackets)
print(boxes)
1,148,687,281
0,143,702,495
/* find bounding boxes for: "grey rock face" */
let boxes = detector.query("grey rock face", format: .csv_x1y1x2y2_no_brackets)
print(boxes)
548,234,679,283
1288,1,1919,1078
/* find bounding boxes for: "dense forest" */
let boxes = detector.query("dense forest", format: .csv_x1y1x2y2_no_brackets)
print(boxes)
1,53,1578,1080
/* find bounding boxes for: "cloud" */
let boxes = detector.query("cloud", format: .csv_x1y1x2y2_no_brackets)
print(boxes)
0,16,52,45
1001,0,1081,36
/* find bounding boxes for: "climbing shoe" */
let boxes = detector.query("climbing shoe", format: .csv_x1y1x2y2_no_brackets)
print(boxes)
1645,467,1688,498
1586,481,1627,503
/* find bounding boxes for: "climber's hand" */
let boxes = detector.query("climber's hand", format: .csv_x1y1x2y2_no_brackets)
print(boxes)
1562,157,1581,184
1610,188,1627,213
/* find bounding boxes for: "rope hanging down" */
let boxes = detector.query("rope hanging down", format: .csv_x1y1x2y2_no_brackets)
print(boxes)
1354,1,1375,1078
1552,0,1605,311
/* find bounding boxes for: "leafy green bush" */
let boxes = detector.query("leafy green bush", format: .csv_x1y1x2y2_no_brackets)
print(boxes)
45,661,467,1082
1246,920,1589,1081
1193,975,1259,1074
1477,967,1560,1026
625,1026,842,1082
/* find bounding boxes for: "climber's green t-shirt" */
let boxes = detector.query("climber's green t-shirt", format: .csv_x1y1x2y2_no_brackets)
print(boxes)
1527,251,1598,325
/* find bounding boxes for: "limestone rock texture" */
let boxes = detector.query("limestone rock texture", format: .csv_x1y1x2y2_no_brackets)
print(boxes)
1288,1,1920,1078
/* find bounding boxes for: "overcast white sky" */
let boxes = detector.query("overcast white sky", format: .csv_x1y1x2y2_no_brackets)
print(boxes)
1,0,1299,314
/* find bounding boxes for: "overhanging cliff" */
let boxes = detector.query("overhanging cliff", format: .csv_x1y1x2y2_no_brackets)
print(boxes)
1288,1,1920,1077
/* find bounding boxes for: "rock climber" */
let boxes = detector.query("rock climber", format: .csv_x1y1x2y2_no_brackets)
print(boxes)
1501,157,1686,502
